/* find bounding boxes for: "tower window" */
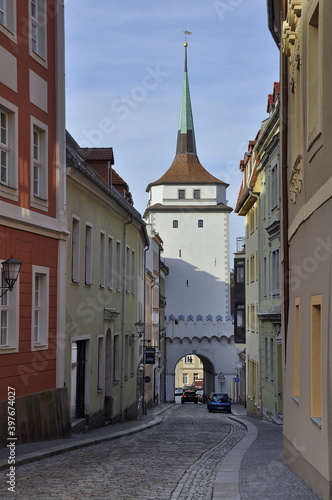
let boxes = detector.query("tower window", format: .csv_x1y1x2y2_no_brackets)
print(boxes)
178,189,185,199
173,220,178,228
198,219,203,228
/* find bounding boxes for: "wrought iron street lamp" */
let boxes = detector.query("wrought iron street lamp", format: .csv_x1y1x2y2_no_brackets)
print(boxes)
130,320,146,344
0,256,22,298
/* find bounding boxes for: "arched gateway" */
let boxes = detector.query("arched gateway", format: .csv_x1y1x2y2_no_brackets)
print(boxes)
166,328,238,402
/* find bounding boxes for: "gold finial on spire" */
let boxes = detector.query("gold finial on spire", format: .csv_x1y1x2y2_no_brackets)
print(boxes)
183,29,192,47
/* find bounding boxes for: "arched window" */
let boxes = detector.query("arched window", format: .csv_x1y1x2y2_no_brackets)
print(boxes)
173,220,178,228
198,219,203,228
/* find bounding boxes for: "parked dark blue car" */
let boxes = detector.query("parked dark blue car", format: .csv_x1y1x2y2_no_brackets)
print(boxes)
207,392,232,413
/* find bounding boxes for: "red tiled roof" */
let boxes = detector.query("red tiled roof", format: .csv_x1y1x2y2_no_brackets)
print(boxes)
147,154,228,190
77,148,114,163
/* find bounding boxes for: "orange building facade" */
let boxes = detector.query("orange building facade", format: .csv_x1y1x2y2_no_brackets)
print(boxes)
0,1,68,444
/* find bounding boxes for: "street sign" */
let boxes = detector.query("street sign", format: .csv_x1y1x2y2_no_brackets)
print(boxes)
145,347,156,364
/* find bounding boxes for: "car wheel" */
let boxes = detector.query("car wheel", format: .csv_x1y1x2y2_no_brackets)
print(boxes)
181,400,184,404
208,409,212,413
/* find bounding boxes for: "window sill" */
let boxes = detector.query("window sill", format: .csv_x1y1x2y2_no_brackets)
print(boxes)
0,345,18,352
292,396,300,405
310,417,322,429
33,343,48,350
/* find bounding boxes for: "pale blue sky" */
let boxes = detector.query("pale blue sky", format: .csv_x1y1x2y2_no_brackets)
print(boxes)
65,1,279,257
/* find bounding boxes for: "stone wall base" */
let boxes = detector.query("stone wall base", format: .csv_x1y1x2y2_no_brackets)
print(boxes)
0,388,71,447
283,435,332,500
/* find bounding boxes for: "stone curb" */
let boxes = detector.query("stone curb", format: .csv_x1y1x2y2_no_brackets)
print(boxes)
0,416,163,471
213,416,259,500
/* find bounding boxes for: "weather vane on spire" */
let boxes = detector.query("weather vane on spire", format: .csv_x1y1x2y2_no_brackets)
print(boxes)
183,28,192,47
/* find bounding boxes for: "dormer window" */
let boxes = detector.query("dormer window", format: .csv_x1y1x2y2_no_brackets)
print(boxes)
178,189,185,199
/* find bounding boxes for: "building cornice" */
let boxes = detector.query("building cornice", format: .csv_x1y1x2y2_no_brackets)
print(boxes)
144,202,233,218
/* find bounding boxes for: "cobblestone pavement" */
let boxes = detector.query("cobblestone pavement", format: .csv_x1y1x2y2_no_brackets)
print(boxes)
239,418,322,500
1,403,245,500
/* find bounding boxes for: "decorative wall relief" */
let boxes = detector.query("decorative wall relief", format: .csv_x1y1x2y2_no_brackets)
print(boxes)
289,155,303,203
282,0,302,91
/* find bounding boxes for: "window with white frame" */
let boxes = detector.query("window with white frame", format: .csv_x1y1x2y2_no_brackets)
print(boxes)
130,337,135,376
264,337,269,378
97,336,105,392
113,334,120,383
0,263,19,353
0,101,18,201
183,373,188,385
185,355,193,364
108,236,113,289
31,118,48,210
124,334,129,379
263,256,267,298
0,0,5,26
99,231,105,287
0,0,16,36
32,266,49,349
270,338,274,380
116,241,121,290
84,224,93,285
33,129,41,196
0,110,9,185
270,164,279,211
71,217,80,283
271,249,280,296
30,0,46,61
131,250,136,293
125,246,130,292
193,189,200,199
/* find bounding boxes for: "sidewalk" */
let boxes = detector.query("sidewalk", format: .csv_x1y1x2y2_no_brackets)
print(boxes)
213,403,322,500
0,403,172,471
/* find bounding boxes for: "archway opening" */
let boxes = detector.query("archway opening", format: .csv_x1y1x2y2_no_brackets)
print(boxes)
174,353,215,403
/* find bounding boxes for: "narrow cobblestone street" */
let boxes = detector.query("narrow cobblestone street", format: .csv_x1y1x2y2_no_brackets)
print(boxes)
1,404,245,500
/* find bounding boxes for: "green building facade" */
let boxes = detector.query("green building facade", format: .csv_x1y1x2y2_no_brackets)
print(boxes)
65,133,148,430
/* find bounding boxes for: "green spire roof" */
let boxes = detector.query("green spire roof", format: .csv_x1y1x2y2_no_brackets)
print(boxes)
176,44,197,155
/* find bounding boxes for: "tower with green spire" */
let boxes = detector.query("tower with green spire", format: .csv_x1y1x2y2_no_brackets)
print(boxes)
145,40,237,403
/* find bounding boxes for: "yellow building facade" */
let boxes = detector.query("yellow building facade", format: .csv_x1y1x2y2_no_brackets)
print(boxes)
268,1,332,498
